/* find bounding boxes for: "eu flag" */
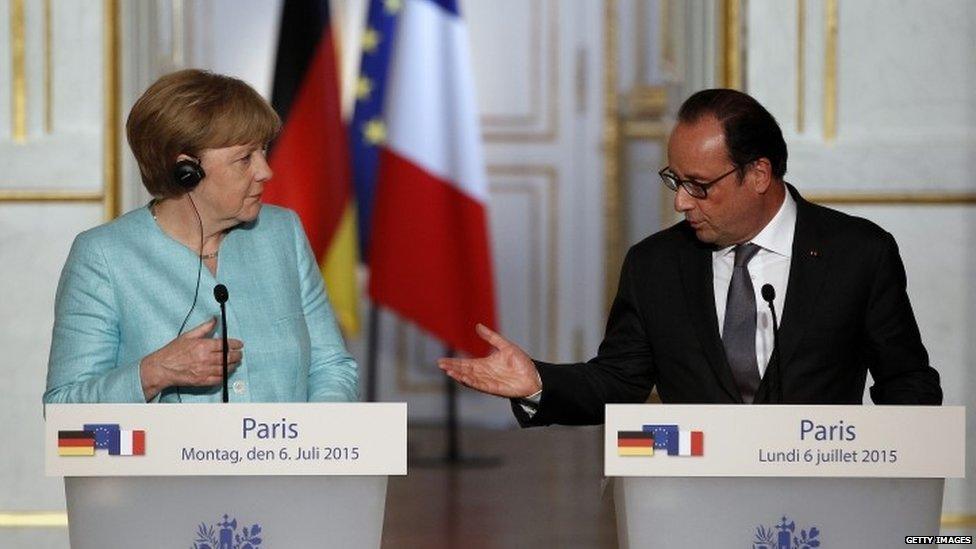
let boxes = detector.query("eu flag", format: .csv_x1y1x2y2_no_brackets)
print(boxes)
83,423,120,454
348,0,401,258
642,424,679,456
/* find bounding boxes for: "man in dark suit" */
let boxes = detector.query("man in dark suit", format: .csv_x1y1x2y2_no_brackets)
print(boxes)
438,89,942,426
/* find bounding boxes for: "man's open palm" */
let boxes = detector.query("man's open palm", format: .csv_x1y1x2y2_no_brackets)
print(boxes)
438,324,541,398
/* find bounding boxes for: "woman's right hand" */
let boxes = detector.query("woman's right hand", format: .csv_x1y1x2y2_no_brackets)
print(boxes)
139,318,243,401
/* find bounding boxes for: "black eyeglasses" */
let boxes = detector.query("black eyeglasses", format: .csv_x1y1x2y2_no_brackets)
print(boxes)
658,166,739,199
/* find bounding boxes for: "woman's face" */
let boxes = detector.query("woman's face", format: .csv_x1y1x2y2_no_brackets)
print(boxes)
192,143,272,226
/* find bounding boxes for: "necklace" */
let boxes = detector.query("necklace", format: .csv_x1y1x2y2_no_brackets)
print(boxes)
150,201,219,260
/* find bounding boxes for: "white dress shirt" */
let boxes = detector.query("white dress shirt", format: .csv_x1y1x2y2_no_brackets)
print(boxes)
712,191,796,377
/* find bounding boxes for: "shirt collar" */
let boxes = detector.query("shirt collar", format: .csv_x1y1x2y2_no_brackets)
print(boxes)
715,188,797,259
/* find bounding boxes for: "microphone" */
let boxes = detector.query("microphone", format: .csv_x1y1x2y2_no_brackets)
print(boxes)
761,284,783,403
214,284,228,304
214,284,229,403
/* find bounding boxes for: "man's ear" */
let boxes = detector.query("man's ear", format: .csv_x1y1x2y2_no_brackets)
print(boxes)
749,157,773,193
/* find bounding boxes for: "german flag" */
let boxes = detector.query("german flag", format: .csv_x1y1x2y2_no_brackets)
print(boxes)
58,430,95,457
617,431,654,457
266,0,360,337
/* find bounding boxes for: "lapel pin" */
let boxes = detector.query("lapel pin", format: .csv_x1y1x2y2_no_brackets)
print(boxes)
809,250,820,257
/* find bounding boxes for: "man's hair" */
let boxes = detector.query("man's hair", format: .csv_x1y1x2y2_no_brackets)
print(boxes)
677,89,787,179
125,69,281,198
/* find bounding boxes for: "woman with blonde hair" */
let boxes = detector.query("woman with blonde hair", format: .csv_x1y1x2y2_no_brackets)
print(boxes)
44,69,358,403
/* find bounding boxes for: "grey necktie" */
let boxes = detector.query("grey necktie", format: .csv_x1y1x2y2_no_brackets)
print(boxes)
723,243,762,403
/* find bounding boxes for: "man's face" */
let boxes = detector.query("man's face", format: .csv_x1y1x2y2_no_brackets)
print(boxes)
667,116,762,248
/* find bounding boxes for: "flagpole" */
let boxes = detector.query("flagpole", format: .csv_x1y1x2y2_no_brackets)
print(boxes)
411,344,501,469
445,347,459,462
443,346,502,467
365,304,381,402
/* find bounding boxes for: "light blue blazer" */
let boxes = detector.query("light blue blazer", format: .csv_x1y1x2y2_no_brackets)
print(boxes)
44,204,359,403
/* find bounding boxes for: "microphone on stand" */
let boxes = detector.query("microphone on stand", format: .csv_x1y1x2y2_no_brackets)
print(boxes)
761,284,783,404
213,284,230,403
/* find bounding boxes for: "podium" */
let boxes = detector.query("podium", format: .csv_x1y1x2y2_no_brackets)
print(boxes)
606,405,965,548
46,403,406,548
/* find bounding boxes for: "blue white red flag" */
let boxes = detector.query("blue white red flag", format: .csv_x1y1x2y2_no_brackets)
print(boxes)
366,0,497,356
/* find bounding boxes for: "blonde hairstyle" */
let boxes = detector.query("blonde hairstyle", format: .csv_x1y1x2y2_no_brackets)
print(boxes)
125,69,281,197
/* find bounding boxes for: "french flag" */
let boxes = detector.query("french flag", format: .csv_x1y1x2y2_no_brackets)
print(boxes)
678,430,704,457
368,0,497,356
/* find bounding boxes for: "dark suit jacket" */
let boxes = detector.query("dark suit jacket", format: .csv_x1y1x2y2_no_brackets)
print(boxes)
515,185,942,426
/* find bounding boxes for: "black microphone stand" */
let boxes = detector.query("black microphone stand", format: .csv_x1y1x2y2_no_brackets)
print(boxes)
214,284,230,403
761,284,783,404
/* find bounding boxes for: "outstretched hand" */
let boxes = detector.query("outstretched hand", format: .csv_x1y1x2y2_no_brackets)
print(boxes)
437,324,541,398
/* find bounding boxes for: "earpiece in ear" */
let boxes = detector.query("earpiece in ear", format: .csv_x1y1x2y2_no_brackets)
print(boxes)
173,158,206,190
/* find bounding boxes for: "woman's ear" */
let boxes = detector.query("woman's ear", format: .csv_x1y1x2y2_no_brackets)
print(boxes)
175,153,199,165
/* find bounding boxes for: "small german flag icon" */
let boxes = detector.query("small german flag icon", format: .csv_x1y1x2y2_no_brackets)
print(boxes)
617,431,654,457
57,430,95,457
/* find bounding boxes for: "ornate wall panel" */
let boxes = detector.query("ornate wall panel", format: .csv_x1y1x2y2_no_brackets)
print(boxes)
467,0,559,142
0,1,120,544
0,1,115,200
749,0,976,198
